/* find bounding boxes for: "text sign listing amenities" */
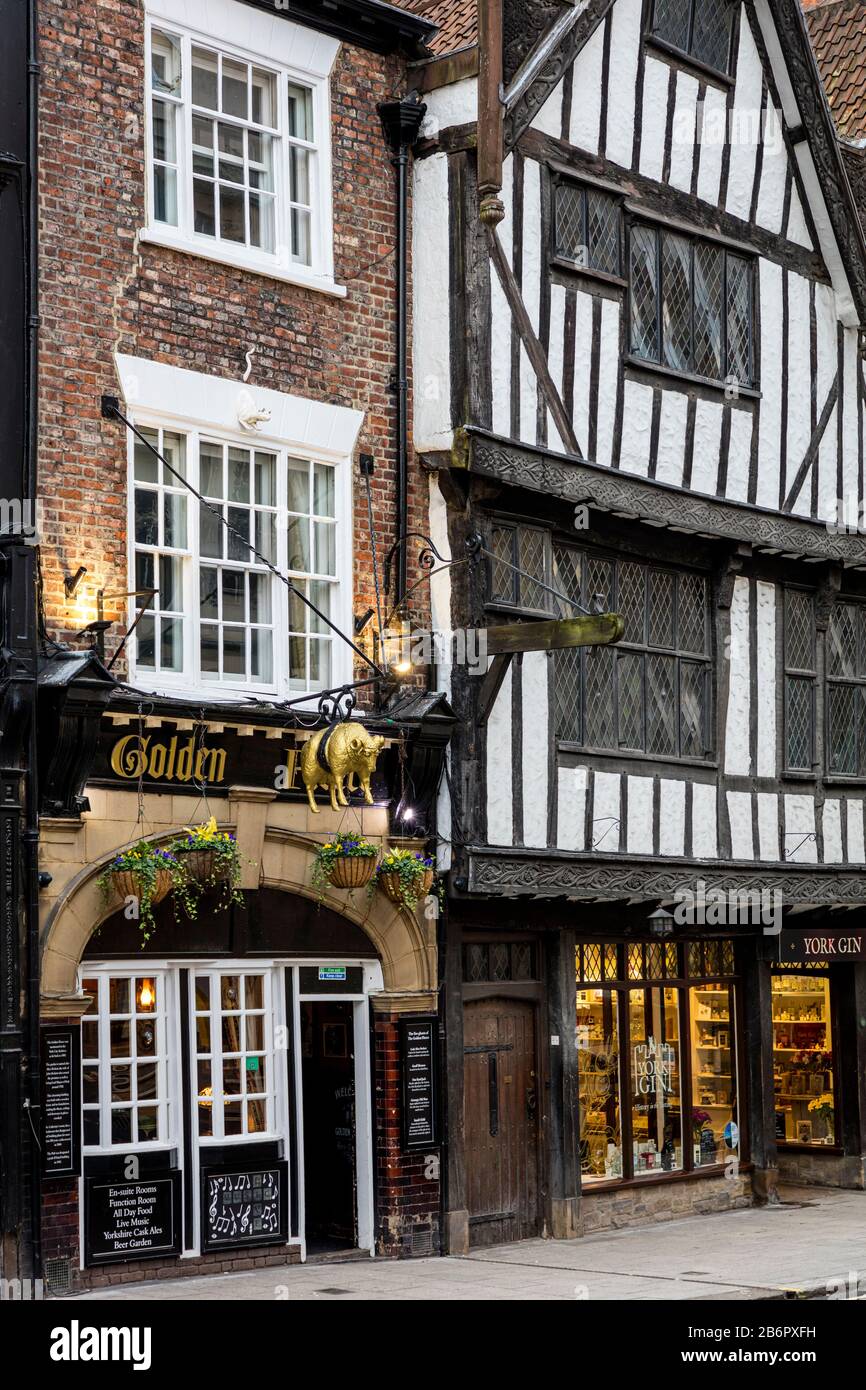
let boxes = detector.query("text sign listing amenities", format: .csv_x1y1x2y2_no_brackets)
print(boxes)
401,1018,438,1149
42,1026,81,1177
85,1174,181,1265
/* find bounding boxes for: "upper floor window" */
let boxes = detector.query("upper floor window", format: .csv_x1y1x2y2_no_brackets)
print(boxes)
783,588,816,772
630,224,755,388
131,426,345,698
146,18,336,288
827,601,866,776
650,0,734,74
554,180,623,278
488,521,554,615
553,547,712,759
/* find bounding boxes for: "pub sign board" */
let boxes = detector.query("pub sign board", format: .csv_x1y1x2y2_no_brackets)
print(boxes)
400,1018,438,1150
41,1026,81,1178
201,1162,288,1251
779,928,866,964
85,1172,181,1265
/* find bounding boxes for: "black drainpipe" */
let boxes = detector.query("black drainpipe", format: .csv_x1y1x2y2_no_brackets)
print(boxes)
377,98,425,606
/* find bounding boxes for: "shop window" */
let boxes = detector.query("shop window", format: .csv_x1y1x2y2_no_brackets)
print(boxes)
145,15,337,289
576,941,740,1184
649,0,734,75
553,548,712,760
195,971,273,1140
80,974,168,1151
131,425,343,697
772,970,836,1146
826,601,866,775
630,224,754,387
553,180,623,277
783,589,816,771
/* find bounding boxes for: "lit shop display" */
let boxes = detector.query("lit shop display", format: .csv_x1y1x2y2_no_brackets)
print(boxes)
576,940,740,1184
772,968,835,1146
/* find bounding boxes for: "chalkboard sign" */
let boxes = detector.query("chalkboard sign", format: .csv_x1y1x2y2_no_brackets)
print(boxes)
85,1173,181,1265
202,1163,288,1251
401,1018,438,1149
42,1026,81,1177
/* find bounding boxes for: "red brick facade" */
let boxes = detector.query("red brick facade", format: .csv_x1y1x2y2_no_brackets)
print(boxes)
374,1013,441,1258
37,0,431,669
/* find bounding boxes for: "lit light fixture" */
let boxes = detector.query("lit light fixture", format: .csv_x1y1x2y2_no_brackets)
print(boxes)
64,566,87,599
136,978,155,1010
378,618,414,677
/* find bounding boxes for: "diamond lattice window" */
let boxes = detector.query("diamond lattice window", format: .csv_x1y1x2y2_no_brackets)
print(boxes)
651,0,733,73
555,181,622,276
827,602,866,775
554,549,711,759
630,225,754,386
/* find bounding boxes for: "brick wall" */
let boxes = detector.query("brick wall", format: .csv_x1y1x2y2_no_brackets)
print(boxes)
37,0,430,682
374,1012,441,1256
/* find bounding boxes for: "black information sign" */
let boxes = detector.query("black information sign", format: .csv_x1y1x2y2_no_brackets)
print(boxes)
41,1026,81,1177
401,1017,438,1149
202,1163,288,1251
85,1172,181,1265
780,927,866,964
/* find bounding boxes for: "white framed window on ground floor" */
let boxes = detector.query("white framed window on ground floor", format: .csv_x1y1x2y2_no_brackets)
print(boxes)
78,959,380,1267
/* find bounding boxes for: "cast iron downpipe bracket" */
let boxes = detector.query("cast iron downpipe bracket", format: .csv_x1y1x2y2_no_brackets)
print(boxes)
377,97,426,607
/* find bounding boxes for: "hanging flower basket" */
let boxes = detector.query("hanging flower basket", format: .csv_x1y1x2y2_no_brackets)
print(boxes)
97,844,179,946
312,833,379,898
168,817,244,920
372,848,435,911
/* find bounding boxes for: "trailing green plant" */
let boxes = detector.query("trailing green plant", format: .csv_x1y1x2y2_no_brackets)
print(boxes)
372,846,436,911
97,843,178,945
168,817,244,920
311,832,379,898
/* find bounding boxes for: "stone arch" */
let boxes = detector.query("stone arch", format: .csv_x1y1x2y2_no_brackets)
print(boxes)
40,826,437,1011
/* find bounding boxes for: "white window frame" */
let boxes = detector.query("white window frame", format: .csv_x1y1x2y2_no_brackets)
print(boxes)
142,0,344,297
117,354,360,705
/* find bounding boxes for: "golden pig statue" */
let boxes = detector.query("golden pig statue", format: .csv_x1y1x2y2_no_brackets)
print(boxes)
300,721,385,813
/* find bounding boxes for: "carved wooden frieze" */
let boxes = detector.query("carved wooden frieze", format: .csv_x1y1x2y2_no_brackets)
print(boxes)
504,0,615,147
467,431,866,566
502,0,571,86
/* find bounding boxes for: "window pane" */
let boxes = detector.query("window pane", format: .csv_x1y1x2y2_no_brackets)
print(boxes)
222,570,245,623
786,676,813,770
151,30,181,95
694,242,723,379
161,432,186,481
163,492,186,549
112,1110,132,1144
110,979,130,1014
555,182,585,264
586,189,620,276
194,178,216,236
617,562,645,643
828,684,858,774
134,430,159,483
222,58,248,120
252,68,277,126
227,507,250,562
223,627,246,679
200,503,222,559
828,604,858,677
661,233,692,372
631,988,683,1173
584,646,616,748
555,648,581,742
255,454,276,505
136,1019,156,1057
691,0,732,72
678,572,707,653
314,464,335,517
287,459,310,514
287,83,314,141
648,570,675,648
726,255,751,385
159,555,182,612
136,613,155,664
680,662,706,758
617,652,644,749
287,517,310,573
191,47,218,110
218,122,244,161
771,973,834,1145
152,98,176,163
652,0,691,52
630,225,659,361
249,193,275,253
291,208,312,265
785,591,815,671
252,629,273,683
249,573,271,624
314,521,335,577
220,184,246,243
227,449,250,503
161,617,183,671
153,162,178,227
134,489,158,545
200,623,219,675
576,986,622,1181
691,983,737,1166
200,566,219,620
646,653,677,755
200,444,223,498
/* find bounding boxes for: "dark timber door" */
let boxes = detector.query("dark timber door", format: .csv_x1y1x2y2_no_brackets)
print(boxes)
463,999,539,1247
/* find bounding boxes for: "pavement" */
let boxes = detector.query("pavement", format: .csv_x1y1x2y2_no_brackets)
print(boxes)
69,1185,866,1301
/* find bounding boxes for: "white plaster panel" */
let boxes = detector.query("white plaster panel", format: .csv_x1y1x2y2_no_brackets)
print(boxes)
757,792,779,862
486,662,513,846
690,398,723,495
727,791,755,861
659,780,686,856
847,800,865,864
638,57,669,183
569,22,604,154
755,97,787,235
620,379,654,476
756,259,783,509
692,782,718,859
605,0,642,169
655,391,688,486
591,772,622,851
725,18,763,222
557,765,588,851
756,580,777,778
627,776,654,856
724,577,751,776
669,71,699,193
726,406,752,503
695,83,727,207
521,652,550,849
822,799,843,864
784,794,817,864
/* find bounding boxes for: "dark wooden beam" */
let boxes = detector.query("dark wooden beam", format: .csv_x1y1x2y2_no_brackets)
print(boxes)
781,374,839,513
484,614,624,655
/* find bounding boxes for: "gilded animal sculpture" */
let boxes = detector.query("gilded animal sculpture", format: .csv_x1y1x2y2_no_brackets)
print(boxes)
300,722,385,813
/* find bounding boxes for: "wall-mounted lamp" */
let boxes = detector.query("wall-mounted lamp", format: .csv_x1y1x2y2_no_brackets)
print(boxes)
354,607,375,636
648,906,676,939
64,566,87,599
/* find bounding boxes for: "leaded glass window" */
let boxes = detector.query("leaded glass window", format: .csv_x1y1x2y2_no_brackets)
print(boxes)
553,548,712,759
488,521,553,614
554,181,622,277
650,0,733,74
827,601,866,775
784,589,816,772
630,224,755,387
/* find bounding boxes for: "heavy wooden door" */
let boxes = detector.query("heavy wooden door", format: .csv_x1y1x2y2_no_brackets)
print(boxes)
463,998,540,1248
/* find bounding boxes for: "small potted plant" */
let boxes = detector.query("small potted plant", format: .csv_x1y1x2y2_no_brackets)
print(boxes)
373,846,435,911
97,843,177,944
312,832,379,896
807,1091,835,1143
169,817,243,919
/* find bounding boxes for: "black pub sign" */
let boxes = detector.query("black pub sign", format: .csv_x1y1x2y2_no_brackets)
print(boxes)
41,1026,81,1177
780,927,866,964
400,1018,438,1149
85,1172,181,1265
202,1163,288,1251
